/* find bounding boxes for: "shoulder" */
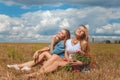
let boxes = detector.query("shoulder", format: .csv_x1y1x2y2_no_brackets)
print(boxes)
82,40,87,45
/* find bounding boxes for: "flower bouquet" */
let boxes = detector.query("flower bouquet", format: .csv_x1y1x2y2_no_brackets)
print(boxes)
63,51,91,72
72,52,91,65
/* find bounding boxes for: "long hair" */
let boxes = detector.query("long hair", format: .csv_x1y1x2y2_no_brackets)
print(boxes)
77,25,90,54
63,29,70,46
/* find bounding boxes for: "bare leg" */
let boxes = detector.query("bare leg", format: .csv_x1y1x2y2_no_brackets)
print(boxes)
41,60,67,73
18,61,35,68
41,54,63,68
17,51,52,68
35,51,52,63
27,58,67,77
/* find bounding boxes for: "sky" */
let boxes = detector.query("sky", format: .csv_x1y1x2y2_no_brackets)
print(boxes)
0,0,120,42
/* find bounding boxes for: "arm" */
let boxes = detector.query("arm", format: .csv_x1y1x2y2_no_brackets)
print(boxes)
69,60,83,66
81,41,88,55
33,47,50,59
33,35,58,59
69,42,88,66
64,50,73,62
65,50,69,60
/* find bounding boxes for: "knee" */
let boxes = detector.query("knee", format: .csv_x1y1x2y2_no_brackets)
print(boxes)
52,54,59,58
52,54,60,60
48,55,58,62
42,52,47,55
40,52,48,57
54,61,59,66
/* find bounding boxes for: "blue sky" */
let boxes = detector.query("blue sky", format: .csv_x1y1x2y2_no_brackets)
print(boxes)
0,3,39,17
0,3,80,17
0,0,120,42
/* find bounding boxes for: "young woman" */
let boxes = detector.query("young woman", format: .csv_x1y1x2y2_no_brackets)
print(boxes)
27,25,90,78
7,29,70,71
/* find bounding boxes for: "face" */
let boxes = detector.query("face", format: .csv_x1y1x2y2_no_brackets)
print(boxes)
57,30,66,40
75,26,85,37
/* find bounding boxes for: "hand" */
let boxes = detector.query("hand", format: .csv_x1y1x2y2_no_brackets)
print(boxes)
69,60,83,66
67,58,74,62
52,35,58,42
33,51,39,59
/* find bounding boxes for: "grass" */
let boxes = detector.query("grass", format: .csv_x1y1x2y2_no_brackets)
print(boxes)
0,43,120,80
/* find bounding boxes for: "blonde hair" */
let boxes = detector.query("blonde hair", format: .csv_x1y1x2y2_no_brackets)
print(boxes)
77,25,90,54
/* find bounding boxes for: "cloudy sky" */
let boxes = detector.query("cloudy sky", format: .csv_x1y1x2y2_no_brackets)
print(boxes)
0,0,120,42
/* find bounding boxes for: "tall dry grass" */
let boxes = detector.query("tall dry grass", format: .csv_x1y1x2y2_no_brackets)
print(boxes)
0,43,120,80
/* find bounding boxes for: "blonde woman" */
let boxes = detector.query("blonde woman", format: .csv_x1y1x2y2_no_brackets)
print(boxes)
7,29,70,71
27,25,90,78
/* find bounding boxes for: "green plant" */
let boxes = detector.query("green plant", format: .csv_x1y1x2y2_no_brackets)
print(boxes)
7,48,16,59
63,63,73,71
72,53,91,64
63,52,91,72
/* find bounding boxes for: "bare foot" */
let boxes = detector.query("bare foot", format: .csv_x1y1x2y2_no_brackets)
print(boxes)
21,66,31,71
7,64,20,70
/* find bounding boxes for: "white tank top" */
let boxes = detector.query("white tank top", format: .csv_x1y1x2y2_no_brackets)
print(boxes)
66,39,81,58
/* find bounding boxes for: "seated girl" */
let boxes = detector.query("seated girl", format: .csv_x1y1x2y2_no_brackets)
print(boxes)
7,29,70,71
27,25,91,78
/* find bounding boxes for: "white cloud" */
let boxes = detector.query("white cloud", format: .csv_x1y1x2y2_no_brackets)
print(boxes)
103,24,112,30
115,30,120,34
0,15,11,32
59,19,70,28
96,28,104,33
96,23,120,35
0,7,120,42
96,24,113,34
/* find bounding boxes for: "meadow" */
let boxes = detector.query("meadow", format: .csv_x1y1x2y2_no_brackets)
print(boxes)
0,43,120,80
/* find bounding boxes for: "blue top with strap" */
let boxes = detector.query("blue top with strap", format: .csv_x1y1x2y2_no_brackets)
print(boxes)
51,41,65,58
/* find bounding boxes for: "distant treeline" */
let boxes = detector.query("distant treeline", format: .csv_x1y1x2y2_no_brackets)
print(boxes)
91,38,120,44
105,40,120,44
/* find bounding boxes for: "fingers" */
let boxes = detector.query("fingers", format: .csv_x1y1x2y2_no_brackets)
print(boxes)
33,52,39,59
52,35,57,41
34,56,39,63
33,54,37,59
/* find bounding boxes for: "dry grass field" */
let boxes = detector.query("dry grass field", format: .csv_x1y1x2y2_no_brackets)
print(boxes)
0,43,120,80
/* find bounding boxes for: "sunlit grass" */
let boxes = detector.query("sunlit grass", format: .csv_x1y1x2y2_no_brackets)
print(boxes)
0,43,120,80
